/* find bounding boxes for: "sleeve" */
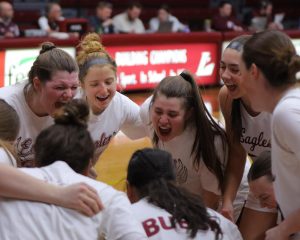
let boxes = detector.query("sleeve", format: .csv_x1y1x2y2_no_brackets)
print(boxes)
170,16,185,32
136,19,145,33
273,99,300,160
13,23,20,37
38,16,50,31
101,192,147,240
112,15,122,33
120,94,147,139
0,148,17,167
148,18,158,32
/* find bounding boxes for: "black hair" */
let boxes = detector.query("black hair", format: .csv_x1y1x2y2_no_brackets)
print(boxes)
127,148,223,239
219,0,231,8
97,1,113,9
34,99,94,173
259,0,272,10
248,150,274,182
128,1,142,9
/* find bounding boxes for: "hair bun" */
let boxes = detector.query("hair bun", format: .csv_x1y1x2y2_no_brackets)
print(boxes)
53,99,90,128
40,42,56,54
79,33,105,54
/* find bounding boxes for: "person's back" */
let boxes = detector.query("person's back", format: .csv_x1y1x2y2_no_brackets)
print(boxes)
0,161,146,240
132,198,241,239
127,148,242,240
0,99,147,240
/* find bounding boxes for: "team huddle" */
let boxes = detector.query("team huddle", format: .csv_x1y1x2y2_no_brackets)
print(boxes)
0,30,299,240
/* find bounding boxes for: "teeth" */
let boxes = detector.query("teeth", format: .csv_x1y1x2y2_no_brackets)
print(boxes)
96,96,109,100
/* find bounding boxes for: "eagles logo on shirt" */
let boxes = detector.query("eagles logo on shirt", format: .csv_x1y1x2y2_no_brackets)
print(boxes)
173,158,188,184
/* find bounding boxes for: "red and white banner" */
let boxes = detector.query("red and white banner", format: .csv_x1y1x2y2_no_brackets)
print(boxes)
107,43,218,90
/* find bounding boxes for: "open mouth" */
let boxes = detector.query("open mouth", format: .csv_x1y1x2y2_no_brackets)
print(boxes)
158,126,171,136
54,101,67,109
96,95,109,102
225,83,237,92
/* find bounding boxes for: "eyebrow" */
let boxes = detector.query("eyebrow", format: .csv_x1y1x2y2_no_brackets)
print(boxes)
220,61,239,67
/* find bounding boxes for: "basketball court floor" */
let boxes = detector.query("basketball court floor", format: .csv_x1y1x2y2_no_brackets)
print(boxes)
95,86,222,191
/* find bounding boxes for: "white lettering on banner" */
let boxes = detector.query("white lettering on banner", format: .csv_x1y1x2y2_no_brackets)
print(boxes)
139,70,166,84
119,72,137,87
196,51,215,76
115,51,148,66
150,49,187,65
148,70,166,83
139,69,185,84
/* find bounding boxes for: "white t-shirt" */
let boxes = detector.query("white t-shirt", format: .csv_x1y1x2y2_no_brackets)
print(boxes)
0,161,147,240
240,102,272,160
140,97,227,196
0,82,53,167
132,198,242,240
0,147,17,167
77,90,146,159
272,88,300,238
113,12,145,33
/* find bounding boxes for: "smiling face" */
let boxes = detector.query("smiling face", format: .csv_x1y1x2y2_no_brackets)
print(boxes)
238,57,267,112
82,65,117,115
35,71,79,116
220,48,247,99
151,94,189,142
249,175,277,209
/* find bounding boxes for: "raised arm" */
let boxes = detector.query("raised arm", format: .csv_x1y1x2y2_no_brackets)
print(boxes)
120,94,147,139
0,164,103,216
218,86,247,221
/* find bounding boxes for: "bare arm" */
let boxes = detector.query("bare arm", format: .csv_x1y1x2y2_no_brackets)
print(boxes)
218,86,247,221
0,164,103,216
265,209,300,240
203,190,221,210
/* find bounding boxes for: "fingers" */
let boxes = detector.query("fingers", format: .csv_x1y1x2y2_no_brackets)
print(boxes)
76,183,104,216
220,209,234,222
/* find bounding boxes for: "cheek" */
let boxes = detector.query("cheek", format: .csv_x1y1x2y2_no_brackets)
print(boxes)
151,113,160,124
173,118,185,132
108,82,117,93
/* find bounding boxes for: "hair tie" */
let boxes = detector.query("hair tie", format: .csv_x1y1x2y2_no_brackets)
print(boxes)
179,71,190,82
48,45,56,51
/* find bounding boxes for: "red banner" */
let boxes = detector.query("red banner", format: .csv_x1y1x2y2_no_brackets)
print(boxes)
107,43,218,91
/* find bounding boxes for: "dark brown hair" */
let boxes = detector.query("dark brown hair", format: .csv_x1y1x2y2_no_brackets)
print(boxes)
243,30,300,87
248,150,274,182
27,42,78,90
35,99,94,173
225,35,251,141
151,70,227,192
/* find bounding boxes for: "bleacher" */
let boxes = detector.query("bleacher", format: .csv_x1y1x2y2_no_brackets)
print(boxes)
11,0,300,33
